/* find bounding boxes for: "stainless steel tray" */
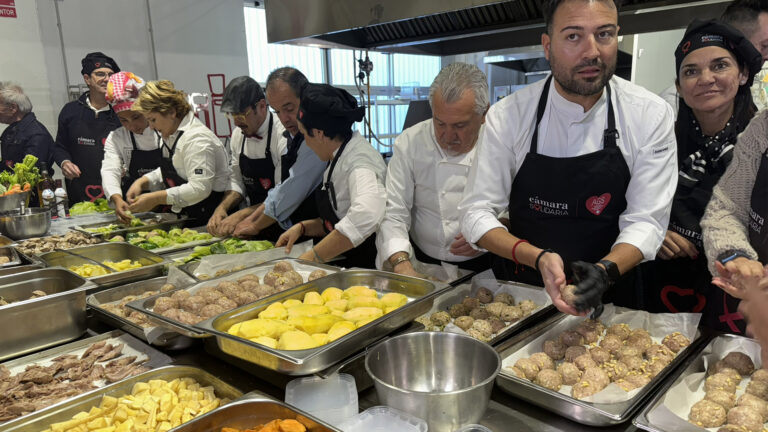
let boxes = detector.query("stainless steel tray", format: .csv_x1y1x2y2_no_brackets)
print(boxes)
0,245,21,267
1,365,243,432
87,275,199,348
0,329,173,425
494,312,706,426
73,212,189,237
198,270,448,375
38,242,169,289
171,392,340,431
0,250,44,277
0,234,14,246
127,259,341,338
0,268,95,361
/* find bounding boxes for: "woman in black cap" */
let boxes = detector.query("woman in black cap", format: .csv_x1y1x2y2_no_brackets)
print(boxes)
641,19,762,333
276,83,387,268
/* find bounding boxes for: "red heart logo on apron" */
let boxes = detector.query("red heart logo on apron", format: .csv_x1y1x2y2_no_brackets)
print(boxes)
660,285,705,313
586,193,611,215
259,178,272,190
85,185,104,202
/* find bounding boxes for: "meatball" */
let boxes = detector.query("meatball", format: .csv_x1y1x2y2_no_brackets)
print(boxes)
469,308,490,320
752,369,768,383
161,308,183,321
560,284,578,308
308,270,327,281
645,344,674,363
471,320,493,340
578,319,606,334
199,304,226,319
530,352,555,371
518,300,537,316
574,353,598,371
180,295,207,314
160,283,176,293
254,284,276,298
577,329,599,345
559,330,584,347
493,293,515,305
535,369,563,391
623,356,645,372
689,399,727,428
233,291,258,306
543,339,567,361
602,360,629,381
171,290,191,301
606,323,632,340
476,287,493,304
600,334,623,354
737,393,768,422
430,311,452,327
466,328,491,342
706,389,738,410
706,372,739,394
662,332,691,353
722,352,755,377
572,379,602,399
514,358,540,381
745,379,768,400
200,290,224,303
708,364,743,383
507,366,526,379
485,302,506,318
215,297,238,310
617,346,642,361
589,346,611,364
718,425,752,432
565,346,588,363
557,362,582,385
448,303,467,318
646,359,668,378
237,274,260,284
582,367,610,389
501,305,523,322
153,297,178,313
263,271,282,287
273,261,294,273
462,297,480,310
283,271,304,285
454,316,474,331
626,332,652,352
727,406,763,432
175,310,202,325
274,276,297,290
488,318,506,334
217,282,242,299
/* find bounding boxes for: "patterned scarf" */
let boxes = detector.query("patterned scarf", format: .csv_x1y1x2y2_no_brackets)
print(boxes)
678,115,738,188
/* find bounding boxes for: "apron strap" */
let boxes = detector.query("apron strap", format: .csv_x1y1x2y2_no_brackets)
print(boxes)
239,113,274,161
162,130,185,158
129,132,138,151
324,135,353,212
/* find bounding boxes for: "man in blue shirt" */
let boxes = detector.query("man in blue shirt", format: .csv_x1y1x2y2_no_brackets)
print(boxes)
232,67,325,237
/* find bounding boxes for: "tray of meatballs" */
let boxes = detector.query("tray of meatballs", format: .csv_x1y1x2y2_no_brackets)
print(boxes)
495,304,702,426
125,259,340,338
634,334,768,432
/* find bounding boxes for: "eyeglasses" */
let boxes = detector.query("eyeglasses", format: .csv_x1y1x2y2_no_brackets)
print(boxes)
91,71,114,79
225,107,253,123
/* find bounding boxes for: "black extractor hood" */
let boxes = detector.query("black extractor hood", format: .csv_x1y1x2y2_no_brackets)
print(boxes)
265,0,730,55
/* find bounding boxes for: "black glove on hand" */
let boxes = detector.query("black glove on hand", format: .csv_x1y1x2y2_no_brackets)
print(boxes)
571,260,610,312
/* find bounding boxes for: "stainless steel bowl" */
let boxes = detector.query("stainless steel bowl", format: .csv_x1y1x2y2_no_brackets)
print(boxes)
0,191,29,213
0,207,51,239
365,332,501,432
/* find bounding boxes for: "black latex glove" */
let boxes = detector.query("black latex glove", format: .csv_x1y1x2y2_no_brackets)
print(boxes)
571,260,610,312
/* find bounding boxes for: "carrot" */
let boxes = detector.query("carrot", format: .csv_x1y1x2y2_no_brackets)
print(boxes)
22,183,30,191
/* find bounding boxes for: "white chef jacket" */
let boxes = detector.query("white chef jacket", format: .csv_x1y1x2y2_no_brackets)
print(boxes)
227,113,286,199
145,112,231,212
459,75,677,261
324,131,387,247
376,119,480,269
100,126,160,199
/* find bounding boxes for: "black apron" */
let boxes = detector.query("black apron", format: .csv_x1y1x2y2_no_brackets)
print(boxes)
120,131,162,196
282,132,319,224
412,241,490,273
159,130,223,224
314,136,377,268
749,149,768,262
66,109,120,203
495,76,633,304
239,114,275,206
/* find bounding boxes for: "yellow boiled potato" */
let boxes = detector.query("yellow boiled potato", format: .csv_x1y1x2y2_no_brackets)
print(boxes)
342,307,383,323
227,322,242,335
380,293,408,309
69,263,110,277
236,318,294,339
325,299,349,312
356,316,379,328
250,336,278,349
103,259,143,271
328,321,356,341
278,330,319,350
384,306,400,314
283,299,302,308
348,296,382,310
288,314,341,334
311,333,330,345
321,287,343,302
343,285,377,299
303,291,324,305
286,304,329,318
330,309,345,318
258,303,288,320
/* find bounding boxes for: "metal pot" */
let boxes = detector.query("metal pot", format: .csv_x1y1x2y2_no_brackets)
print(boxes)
365,332,501,432
0,207,51,240
0,191,30,213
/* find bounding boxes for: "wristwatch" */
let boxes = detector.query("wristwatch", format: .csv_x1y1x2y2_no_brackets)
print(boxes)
598,259,620,285
717,250,749,265
390,253,410,268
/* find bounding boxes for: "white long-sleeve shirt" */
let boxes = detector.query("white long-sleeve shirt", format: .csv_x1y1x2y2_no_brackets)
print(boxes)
100,126,160,199
145,112,231,212
376,119,480,269
459,75,677,261
227,113,286,198
324,131,387,247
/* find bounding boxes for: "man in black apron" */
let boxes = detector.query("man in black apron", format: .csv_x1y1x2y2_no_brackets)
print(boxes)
208,76,283,240
53,52,121,204
232,67,324,239
458,0,678,315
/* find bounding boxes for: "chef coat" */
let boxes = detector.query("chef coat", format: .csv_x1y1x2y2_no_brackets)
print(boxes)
459,75,677,261
376,118,481,269
227,113,286,197
322,131,387,247
101,126,160,199
144,112,231,212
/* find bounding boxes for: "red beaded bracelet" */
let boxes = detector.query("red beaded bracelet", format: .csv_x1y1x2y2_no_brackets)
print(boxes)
298,221,306,236
511,239,529,265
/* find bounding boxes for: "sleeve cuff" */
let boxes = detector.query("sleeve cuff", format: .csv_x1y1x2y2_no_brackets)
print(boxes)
614,221,664,262
335,217,365,247
464,213,506,246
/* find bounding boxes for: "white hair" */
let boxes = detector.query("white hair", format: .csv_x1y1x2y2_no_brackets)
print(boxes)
428,62,489,115
0,82,32,114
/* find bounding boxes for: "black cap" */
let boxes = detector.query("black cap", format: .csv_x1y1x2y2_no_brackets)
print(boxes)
675,19,763,87
298,83,365,135
81,52,120,75
221,76,265,113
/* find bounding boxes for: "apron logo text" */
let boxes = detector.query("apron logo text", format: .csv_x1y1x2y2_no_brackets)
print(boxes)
77,137,96,146
750,207,764,234
528,196,569,216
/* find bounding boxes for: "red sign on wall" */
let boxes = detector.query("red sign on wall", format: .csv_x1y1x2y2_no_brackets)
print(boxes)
0,0,16,19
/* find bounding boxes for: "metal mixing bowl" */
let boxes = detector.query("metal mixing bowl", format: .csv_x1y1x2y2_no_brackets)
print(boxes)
365,331,501,432
0,207,51,240
0,191,30,213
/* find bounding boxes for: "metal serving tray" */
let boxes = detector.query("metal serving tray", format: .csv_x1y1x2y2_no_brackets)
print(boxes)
0,234,14,246
39,242,169,289
494,313,706,426
73,212,189,237
198,270,448,375
87,275,199,348
127,259,341,338
0,250,43,277
0,268,94,361
171,393,340,432
0,245,22,267
1,365,244,432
